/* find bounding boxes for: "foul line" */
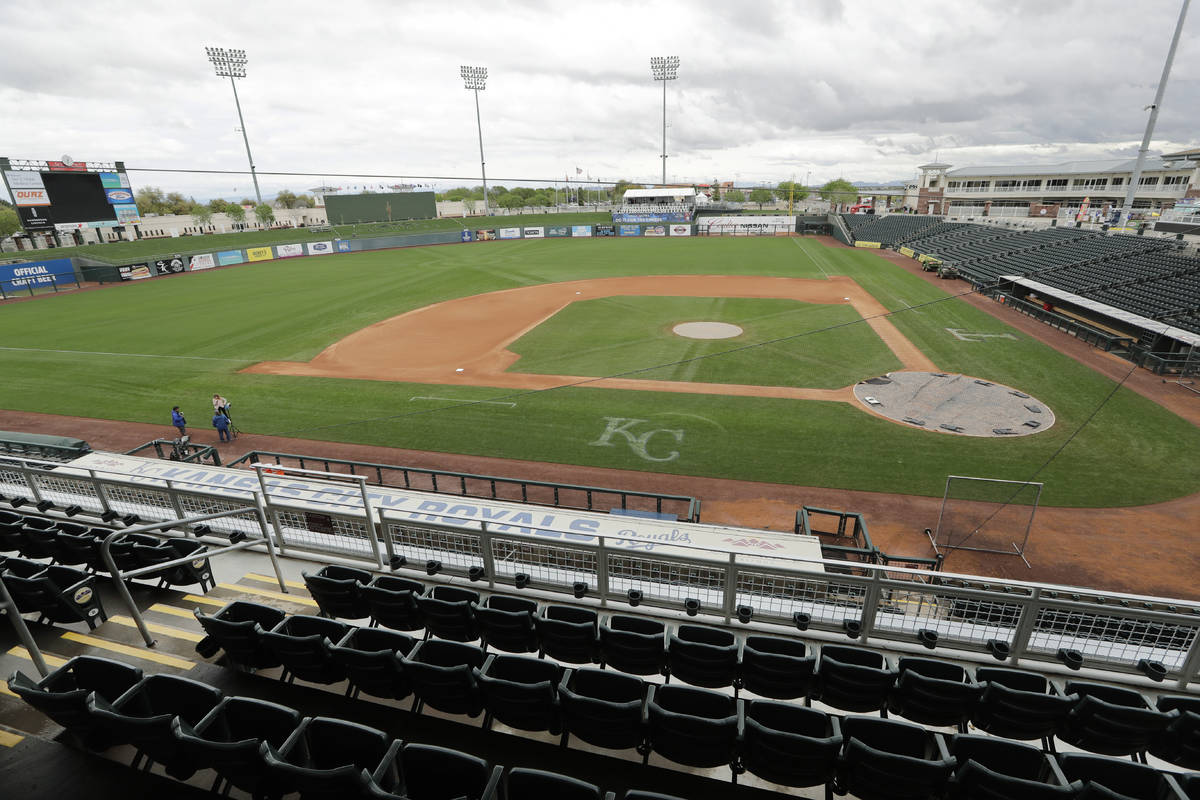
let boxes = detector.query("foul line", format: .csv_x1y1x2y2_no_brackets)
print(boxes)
793,237,831,278
410,395,516,407
0,345,253,363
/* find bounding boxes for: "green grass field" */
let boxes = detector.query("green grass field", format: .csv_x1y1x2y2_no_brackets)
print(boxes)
15,212,611,265
1,236,1197,507
507,297,901,389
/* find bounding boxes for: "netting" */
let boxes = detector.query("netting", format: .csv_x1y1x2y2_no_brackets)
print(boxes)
932,475,1042,561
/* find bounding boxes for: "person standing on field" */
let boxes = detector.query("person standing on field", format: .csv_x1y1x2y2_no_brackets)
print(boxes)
213,393,230,418
171,406,187,438
212,410,232,442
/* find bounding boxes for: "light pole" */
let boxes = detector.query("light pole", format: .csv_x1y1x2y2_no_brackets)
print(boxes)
461,65,490,216
205,47,262,206
650,56,680,187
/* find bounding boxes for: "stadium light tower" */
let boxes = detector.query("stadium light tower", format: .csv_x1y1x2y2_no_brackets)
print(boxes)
461,65,490,216
205,47,262,206
650,56,680,186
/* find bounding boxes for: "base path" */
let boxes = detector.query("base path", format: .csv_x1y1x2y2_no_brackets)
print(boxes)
243,274,935,402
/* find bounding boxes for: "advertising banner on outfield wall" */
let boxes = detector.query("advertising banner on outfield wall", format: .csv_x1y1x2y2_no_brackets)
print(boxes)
898,246,916,258
612,212,691,224
217,250,244,266
547,226,569,237
1,258,76,292
246,247,274,262
522,227,544,238
189,254,216,271
118,264,153,281
336,240,352,252
669,224,691,236
698,216,795,234
275,243,304,258
498,227,521,239
595,225,616,237
854,241,881,249
570,225,592,237
152,257,186,275
619,225,640,237
460,230,473,242
643,225,667,237
475,229,496,241
306,241,334,255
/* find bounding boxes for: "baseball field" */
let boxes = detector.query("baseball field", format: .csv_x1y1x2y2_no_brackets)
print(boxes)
2,235,1198,508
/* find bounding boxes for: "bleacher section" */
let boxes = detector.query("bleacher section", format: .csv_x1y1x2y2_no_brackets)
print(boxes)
838,214,943,246
617,203,691,216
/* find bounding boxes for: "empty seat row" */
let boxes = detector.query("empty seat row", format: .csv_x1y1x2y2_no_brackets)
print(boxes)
10,656,1194,799
0,511,213,591
0,555,108,629
196,595,1200,770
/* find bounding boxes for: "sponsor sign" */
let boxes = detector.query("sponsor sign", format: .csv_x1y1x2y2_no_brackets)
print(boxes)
104,187,135,204
217,250,244,266
699,215,796,234
612,212,691,224
55,222,88,232
619,224,641,237
306,240,334,255
113,204,141,224
570,225,592,237
72,586,94,605
669,224,691,237
13,188,50,206
522,227,544,238
854,241,882,249
246,246,274,262
594,225,616,237
47,160,87,171
475,229,497,241
917,253,938,264
275,243,304,258
898,246,916,258
99,172,123,188
5,170,44,189
460,229,473,242
118,264,153,281
189,253,216,271
498,227,521,239
17,206,53,230
0,258,76,292
88,220,119,228
643,225,667,237
153,257,186,275
336,239,353,252
546,225,569,237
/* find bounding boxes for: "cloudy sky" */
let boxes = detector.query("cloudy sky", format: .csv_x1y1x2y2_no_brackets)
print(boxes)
1,0,1196,200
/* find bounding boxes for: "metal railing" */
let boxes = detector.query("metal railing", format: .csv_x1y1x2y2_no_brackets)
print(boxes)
2,454,1198,689
227,450,699,522
125,438,222,465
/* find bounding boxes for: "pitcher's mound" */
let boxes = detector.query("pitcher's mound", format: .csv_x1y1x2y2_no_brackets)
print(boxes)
673,321,744,339
854,371,1055,437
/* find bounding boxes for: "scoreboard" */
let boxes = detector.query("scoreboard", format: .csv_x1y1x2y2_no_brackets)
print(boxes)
1,157,141,234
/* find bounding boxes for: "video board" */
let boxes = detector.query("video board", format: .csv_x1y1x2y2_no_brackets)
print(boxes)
1,157,141,234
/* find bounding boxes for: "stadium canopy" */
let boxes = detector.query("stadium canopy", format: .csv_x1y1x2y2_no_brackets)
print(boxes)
623,188,698,200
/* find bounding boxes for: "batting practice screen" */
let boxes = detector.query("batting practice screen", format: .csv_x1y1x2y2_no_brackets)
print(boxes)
325,191,437,224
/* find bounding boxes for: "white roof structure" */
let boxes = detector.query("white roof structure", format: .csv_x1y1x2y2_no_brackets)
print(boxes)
623,188,697,200
947,157,1178,178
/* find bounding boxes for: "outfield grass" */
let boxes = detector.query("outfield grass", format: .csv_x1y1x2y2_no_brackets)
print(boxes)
507,296,901,389
21,212,611,265
1,236,1197,507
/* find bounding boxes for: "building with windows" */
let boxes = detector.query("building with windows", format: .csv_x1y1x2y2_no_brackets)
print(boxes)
909,148,1200,219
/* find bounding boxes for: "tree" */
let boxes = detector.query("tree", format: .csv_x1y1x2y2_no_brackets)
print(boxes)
710,179,721,201
227,204,246,223
135,186,167,215
275,190,298,209
0,204,19,238
612,179,643,203
777,181,809,203
749,188,775,209
208,198,231,213
497,193,524,210
819,179,858,208
254,204,275,225
293,194,314,208
164,192,194,216
191,206,213,228
724,189,745,202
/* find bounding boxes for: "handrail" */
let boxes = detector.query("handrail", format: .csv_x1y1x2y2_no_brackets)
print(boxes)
0,572,50,677
125,438,222,465
227,449,700,522
97,502,285,647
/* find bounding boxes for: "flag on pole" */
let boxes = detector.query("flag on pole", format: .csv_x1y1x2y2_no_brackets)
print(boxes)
576,167,583,175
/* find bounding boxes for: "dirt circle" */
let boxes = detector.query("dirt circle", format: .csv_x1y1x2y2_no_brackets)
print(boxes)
672,321,744,339
854,371,1055,437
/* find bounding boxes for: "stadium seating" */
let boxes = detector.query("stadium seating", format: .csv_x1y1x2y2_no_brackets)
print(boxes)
0,556,108,629
302,565,373,620
195,599,286,671
7,655,143,749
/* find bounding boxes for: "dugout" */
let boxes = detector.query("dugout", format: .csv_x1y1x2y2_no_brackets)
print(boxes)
0,431,91,461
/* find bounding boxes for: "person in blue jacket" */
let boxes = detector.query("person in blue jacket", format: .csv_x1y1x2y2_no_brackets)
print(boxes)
212,410,232,442
171,406,187,437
